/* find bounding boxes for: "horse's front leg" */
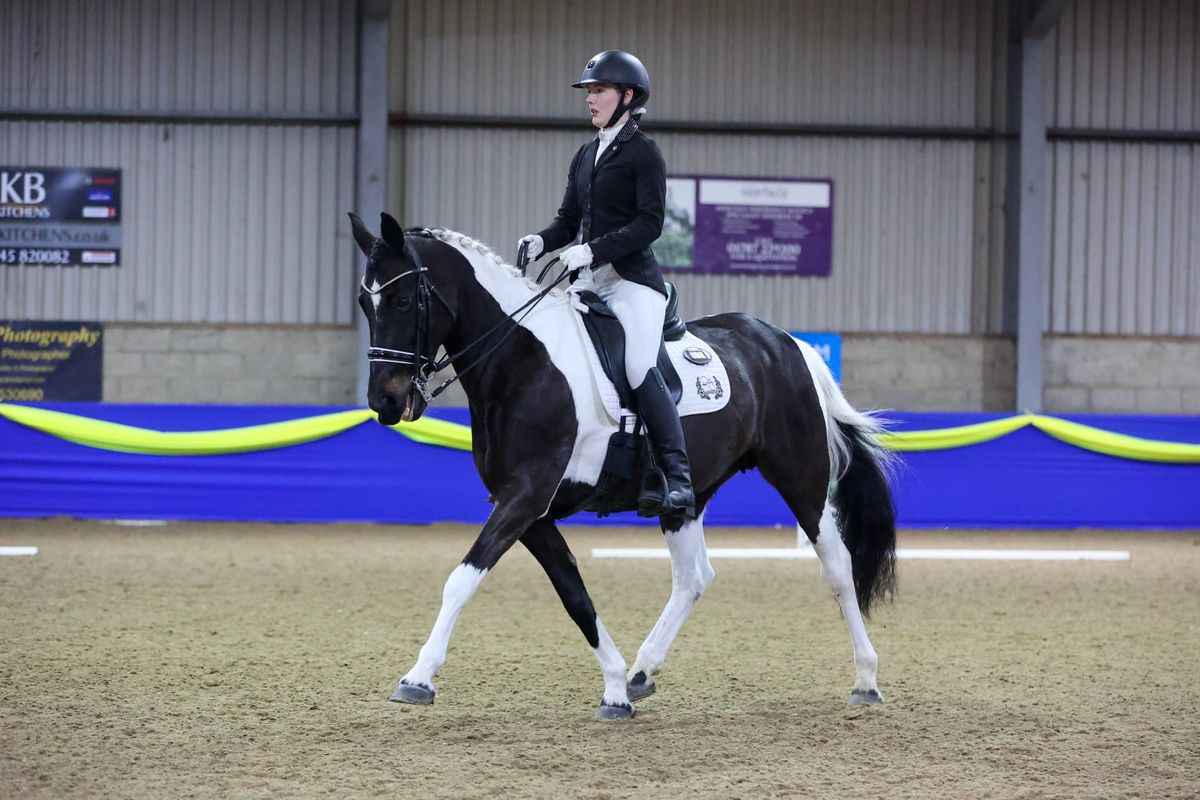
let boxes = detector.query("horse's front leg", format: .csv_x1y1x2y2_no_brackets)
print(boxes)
520,518,633,720
389,499,541,706
625,513,715,701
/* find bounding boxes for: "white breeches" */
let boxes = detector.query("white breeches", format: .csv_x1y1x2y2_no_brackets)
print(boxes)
575,264,667,389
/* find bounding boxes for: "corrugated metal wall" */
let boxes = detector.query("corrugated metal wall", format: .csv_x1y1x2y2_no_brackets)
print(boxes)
1051,0,1196,131
1,122,356,324
394,0,994,126
393,127,988,333
390,0,1006,334
1047,0,1200,336
6,1,1191,335
0,0,359,324
2,0,357,116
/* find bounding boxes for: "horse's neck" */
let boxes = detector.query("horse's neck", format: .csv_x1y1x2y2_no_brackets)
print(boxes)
451,245,543,316
440,239,565,400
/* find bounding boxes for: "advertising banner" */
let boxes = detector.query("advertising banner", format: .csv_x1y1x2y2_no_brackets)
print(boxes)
0,167,122,266
656,175,833,276
0,321,104,401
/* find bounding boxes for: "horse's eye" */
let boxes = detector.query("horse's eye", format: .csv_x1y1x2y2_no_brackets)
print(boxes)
395,296,412,310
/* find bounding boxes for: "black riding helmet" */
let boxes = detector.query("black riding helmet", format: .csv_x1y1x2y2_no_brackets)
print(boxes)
573,50,650,129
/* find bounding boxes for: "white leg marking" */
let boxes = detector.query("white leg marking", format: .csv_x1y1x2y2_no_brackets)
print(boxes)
813,501,880,694
629,514,714,680
400,563,488,690
593,618,631,707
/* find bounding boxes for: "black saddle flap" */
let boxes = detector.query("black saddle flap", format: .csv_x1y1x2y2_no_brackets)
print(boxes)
576,290,683,410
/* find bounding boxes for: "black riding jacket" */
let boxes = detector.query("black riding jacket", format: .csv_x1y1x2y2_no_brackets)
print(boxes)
537,120,669,297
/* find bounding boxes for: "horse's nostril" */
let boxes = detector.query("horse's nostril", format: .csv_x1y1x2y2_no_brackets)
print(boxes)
375,394,402,426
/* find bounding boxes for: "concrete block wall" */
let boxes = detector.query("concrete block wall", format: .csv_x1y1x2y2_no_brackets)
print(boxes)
841,334,1199,414
99,325,1197,415
103,325,358,405
840,334,1016,412
1044,337,1200,414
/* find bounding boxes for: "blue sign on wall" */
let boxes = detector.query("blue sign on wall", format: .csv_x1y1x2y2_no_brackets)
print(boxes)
790,331,842,382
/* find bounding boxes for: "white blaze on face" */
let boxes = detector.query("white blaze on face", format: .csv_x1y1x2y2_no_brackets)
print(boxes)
367,278,383,314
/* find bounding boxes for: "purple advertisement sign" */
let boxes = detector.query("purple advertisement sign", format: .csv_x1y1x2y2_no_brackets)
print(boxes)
655,176,833,276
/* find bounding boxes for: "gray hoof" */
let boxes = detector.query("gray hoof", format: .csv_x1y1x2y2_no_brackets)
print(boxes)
627,671,656,702
390,680,435,705
849,688,884,706
596,701,635,720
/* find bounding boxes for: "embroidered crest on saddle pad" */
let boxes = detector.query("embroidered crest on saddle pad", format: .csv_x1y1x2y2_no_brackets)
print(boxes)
696,374,723,400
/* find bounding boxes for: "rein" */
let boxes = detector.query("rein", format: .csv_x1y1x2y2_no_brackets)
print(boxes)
364,235,572,403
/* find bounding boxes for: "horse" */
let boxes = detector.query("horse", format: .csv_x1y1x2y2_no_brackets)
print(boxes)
350,211,897,720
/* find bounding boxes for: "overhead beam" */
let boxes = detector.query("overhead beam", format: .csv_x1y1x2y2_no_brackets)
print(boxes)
1016,32,1048,412
1012,0,1068,412
1026,0,1070,39
356,0,390,404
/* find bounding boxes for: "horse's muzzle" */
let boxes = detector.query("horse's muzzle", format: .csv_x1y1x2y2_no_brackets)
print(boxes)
374,392,426,426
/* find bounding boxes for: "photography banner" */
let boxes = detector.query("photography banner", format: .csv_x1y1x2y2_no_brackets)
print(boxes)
656,176,833,276
0,321,103,401
0,167,122,266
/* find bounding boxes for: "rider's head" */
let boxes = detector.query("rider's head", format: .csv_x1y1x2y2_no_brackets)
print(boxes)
573,50,650,130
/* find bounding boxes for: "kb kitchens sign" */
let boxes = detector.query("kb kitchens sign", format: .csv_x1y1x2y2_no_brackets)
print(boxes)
0,167,122,266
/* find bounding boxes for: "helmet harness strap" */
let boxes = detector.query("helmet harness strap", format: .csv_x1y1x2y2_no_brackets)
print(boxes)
604,85,635,130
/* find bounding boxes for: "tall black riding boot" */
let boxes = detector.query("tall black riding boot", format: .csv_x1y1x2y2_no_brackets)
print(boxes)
633,367,696,519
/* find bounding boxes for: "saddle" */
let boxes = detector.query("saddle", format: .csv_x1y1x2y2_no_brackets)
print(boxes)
570,282,688,518
574,282,687,411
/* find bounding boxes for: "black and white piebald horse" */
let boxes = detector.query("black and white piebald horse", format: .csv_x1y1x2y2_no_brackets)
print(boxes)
351,212,897,719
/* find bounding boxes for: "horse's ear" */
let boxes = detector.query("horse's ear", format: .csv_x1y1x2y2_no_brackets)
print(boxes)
379,212,407,253
348,212,376,257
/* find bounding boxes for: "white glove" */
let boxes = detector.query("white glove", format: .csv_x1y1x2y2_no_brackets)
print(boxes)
561,244,593,270
517,234,544,260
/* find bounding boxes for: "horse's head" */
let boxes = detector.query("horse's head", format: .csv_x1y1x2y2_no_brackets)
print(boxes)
350,212,457,426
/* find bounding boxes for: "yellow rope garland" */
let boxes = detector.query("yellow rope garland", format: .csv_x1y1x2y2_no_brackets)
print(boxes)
0,402,1196,463
0,403,471,455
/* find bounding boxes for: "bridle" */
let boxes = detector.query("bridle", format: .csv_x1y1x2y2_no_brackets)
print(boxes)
361,238,454,380
362,233,571,403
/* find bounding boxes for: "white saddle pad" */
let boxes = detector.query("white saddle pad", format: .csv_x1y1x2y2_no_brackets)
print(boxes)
570,307,731,423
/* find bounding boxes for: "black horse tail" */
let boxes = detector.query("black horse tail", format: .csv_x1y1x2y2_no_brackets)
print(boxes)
795,340,898,617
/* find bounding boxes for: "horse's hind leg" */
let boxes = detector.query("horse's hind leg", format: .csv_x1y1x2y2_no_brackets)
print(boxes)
812,499,883,705
521,518,634,719
625,512,715,701
757,461,883,706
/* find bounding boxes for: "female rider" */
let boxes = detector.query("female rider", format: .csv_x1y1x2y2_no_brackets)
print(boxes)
518,50,695,519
